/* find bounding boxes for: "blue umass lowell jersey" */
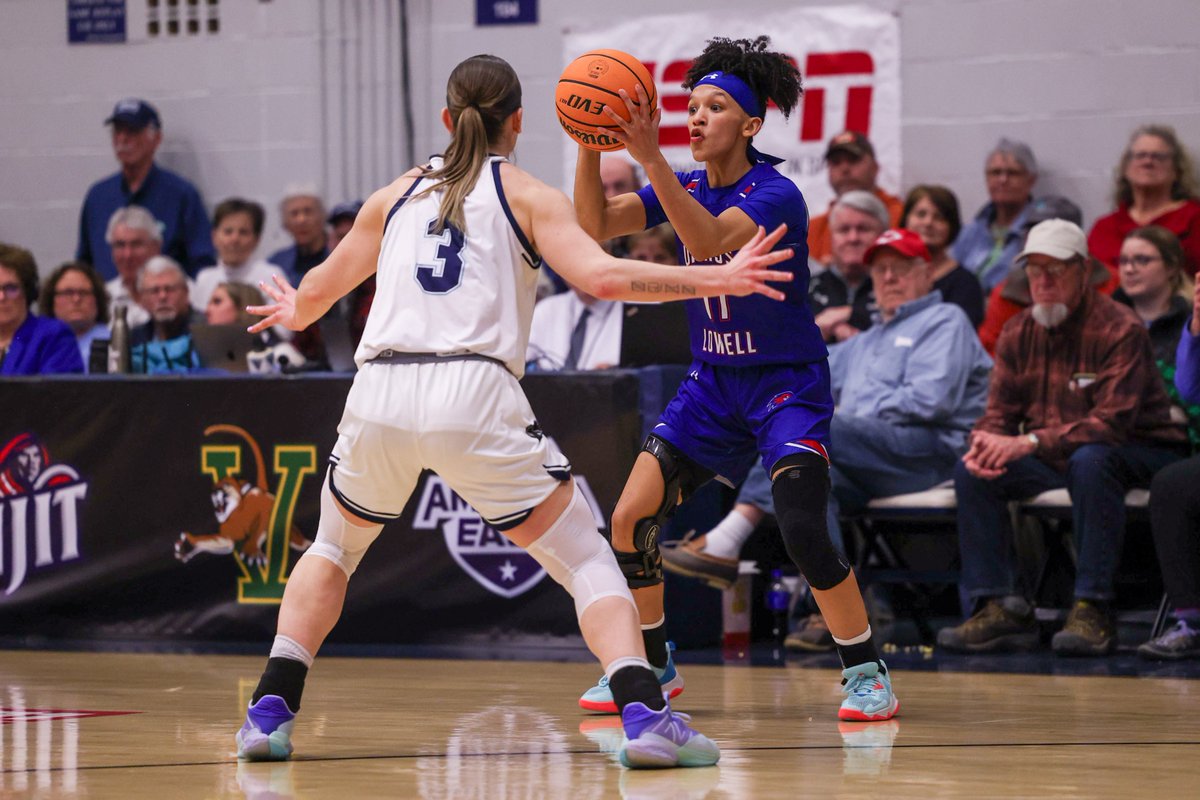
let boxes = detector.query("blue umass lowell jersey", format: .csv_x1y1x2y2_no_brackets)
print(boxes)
637,163,826,367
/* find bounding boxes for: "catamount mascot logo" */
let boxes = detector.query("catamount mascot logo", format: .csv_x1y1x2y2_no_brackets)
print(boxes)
175,425,316,603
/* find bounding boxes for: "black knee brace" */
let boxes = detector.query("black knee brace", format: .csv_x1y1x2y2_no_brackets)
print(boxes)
770,451,850,591
615,435,714,589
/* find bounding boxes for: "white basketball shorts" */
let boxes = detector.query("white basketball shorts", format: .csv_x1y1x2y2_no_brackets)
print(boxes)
327,358,571,529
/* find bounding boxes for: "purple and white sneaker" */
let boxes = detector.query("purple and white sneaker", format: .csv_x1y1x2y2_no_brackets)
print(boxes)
236,695,296,761
618,700,719,769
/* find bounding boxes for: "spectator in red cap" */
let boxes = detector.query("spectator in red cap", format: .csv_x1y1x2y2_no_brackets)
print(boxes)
76,97,215,281
663,228,992,651
807,131,904,266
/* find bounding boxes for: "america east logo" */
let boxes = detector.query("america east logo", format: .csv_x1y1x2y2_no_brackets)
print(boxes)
413,473,607,598
174,425,314,604
0,433,89,597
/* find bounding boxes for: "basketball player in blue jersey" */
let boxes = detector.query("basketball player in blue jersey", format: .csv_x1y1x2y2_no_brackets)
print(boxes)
574,36,898,721
233,54,799,769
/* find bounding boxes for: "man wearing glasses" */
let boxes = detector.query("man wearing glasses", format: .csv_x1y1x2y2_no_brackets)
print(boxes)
938,220,1188,657
129,256,202,374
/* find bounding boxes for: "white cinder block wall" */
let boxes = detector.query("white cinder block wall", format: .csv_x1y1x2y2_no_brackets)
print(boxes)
2,0,1199,277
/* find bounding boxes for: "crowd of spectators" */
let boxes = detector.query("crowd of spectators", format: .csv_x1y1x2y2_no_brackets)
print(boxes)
3,94,1198,660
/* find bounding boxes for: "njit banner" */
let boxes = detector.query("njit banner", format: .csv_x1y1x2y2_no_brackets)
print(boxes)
562,5,901,216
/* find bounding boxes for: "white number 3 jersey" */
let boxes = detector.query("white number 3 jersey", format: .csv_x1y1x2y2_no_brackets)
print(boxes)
356,156,543,376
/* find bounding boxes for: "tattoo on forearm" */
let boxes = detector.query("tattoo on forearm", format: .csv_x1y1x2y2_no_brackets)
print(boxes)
631,281,697,296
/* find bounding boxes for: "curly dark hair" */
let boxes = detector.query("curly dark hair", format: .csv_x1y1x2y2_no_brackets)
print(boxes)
683,36,802,119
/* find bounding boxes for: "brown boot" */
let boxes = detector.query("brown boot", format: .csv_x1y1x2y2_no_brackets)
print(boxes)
936,597,1039,653
1051,600,1116,656
659,532,739,590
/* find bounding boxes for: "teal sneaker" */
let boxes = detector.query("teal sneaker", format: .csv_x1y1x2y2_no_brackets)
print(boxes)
579,642,684,713
838,661,899,722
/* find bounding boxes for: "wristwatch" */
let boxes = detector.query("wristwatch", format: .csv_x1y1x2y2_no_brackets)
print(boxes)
1026,432,1039,451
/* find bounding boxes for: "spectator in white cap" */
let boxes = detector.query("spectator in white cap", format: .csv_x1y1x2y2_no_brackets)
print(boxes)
77,97,215,281
940,218,1188,658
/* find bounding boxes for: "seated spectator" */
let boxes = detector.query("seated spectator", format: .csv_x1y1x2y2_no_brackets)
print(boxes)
937,220,1188,657
327,200,363,252
205,281,306,374
268,184,329,280
975,195,1113,354
77,98,214,280
951,138,1038,292
1089,125,1200,276
104,205,164,328
193,199,278,313
901,185,984,327
626,223,678,266
0,244,84,375
130,256,202,374
807,131,903,266
664,230,992,650
41,261,110,371
809,191,888,342
1142,280,1200,659
598,157,642,259
526,286,623,371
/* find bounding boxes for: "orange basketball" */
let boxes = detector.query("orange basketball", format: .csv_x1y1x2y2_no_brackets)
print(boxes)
556,49,657,152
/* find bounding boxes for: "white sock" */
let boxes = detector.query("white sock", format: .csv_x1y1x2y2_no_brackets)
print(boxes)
702,509,757,559
604,656,652,681
270,634,315,668
832,625,872,647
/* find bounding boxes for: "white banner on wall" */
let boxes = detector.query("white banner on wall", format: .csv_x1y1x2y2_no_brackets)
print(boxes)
562,5,900,216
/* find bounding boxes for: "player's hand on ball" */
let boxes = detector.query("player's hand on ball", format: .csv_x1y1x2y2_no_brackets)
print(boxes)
603,85,661,164
721,224,794,300
247,274,302,333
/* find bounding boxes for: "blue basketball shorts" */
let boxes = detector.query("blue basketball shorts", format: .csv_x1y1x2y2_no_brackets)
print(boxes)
651,359,833,486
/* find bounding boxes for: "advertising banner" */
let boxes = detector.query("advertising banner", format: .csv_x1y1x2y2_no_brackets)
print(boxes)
0,373,641,645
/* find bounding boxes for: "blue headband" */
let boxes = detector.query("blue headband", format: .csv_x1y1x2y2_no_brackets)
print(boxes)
693,71,783,166
694,71,764,119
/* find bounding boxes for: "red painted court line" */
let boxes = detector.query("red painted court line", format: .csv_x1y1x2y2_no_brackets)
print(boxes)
1,708,141,724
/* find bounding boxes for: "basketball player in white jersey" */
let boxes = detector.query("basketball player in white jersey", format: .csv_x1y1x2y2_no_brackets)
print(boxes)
235,54,794,769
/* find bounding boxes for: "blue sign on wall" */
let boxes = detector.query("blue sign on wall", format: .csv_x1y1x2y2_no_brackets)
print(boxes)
68,0,127,44
476,0,538,26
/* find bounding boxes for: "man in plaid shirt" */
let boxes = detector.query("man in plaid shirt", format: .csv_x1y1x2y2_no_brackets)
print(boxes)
938,220,1188,657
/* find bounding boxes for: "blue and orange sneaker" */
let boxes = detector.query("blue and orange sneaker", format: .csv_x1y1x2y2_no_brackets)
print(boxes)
838,661,899,721
236,695,296,761
618,700,720,769
579,643,684,713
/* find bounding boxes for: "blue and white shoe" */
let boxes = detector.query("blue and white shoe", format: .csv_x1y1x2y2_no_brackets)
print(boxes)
579,642,684,713
618,700,720,769
236,695,296,761
838,661,899,721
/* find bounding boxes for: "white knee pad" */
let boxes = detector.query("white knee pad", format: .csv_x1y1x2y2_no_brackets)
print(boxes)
304,477,384,579
525,483,636,618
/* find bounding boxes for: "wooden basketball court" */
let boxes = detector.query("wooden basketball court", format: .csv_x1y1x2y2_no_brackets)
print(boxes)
1,649,1196,798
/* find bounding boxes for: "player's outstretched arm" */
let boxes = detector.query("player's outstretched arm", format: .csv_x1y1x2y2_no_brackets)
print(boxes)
246,178,405,333
531,186,792,303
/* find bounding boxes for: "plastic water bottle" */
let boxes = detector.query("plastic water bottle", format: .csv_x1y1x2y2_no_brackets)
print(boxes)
766,569,790,644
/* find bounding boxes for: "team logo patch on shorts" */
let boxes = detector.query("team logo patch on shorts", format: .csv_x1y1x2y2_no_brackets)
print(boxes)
767,391,794,411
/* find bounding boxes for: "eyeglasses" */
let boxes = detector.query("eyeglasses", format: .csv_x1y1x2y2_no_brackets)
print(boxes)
1025,261,1073,279
986,167,1028,179
0,283,23,298
1130,151,1172,164
55,288,94,300
1117,253,1163,268
869,261,922,278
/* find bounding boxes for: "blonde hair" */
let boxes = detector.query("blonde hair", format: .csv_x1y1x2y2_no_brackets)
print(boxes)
415,55,522,234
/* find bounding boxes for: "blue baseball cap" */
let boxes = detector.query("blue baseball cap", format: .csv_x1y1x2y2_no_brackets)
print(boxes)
327,200,363,224
104,98,161,130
